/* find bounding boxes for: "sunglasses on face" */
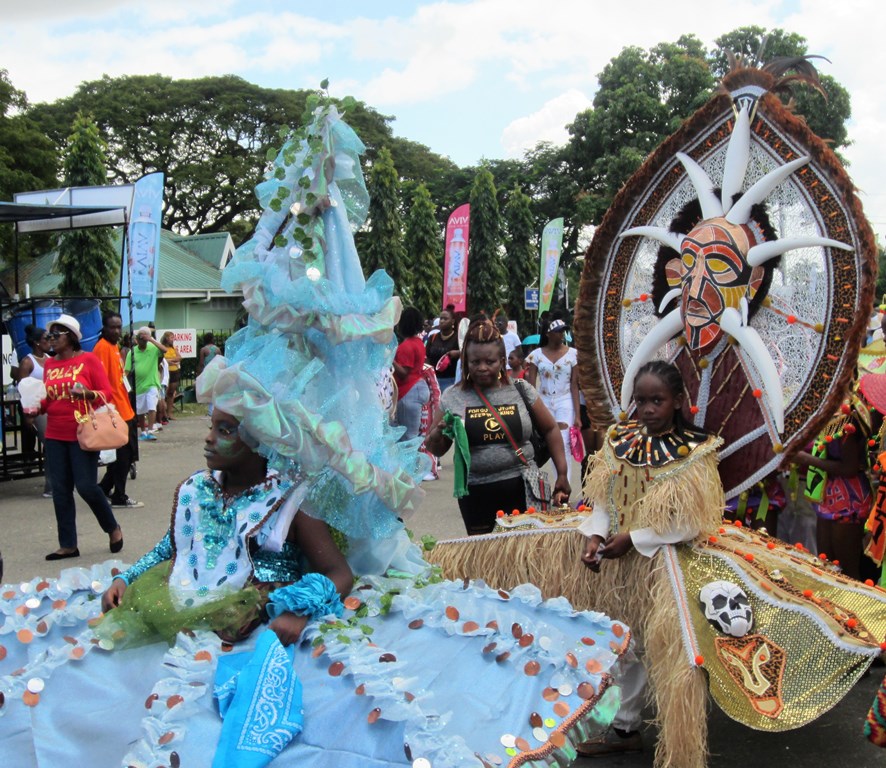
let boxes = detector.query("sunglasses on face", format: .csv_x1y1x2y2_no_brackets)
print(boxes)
48,330,68,340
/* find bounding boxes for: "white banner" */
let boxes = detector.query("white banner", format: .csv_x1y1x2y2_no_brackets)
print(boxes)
156,329,197,359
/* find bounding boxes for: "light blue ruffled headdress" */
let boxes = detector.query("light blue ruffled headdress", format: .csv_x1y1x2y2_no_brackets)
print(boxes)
197,102,427,541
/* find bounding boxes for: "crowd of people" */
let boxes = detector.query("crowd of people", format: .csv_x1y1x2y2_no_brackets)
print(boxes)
10,316,222,559
3,72,885,767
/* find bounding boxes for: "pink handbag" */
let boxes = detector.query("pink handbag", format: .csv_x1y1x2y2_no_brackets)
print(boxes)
569,425,585,463
76,393,129,451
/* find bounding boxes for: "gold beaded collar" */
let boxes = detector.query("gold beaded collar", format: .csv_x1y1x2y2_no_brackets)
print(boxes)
609,420,709,468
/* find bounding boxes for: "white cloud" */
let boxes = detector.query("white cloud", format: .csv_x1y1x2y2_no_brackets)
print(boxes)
501,89,592,158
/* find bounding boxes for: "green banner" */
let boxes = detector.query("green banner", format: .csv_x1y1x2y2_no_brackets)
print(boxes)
539,217,564,313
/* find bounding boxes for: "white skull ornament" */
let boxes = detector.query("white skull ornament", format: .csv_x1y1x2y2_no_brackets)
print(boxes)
699,581,753,637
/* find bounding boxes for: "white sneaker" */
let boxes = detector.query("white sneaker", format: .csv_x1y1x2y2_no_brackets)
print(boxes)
422,472,437,482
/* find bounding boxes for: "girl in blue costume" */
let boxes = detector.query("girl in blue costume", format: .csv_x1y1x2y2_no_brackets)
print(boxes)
0,98,628,768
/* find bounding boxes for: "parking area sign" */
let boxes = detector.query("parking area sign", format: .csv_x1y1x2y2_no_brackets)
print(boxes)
524,288,539,310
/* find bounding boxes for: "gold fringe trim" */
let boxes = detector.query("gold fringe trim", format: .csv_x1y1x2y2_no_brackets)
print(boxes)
644,559,709,768
632,448,725,537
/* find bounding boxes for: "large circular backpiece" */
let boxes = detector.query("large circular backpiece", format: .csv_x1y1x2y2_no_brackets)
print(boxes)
575,70,877,499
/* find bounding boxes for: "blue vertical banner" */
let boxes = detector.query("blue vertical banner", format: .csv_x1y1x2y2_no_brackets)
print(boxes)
121,172,164,324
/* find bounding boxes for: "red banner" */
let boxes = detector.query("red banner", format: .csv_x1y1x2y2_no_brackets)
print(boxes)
443,204,470,312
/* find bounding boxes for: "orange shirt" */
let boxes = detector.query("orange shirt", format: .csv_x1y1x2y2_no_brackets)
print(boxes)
92,337,135,422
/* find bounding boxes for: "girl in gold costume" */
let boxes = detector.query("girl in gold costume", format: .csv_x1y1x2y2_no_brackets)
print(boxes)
577,360,723,764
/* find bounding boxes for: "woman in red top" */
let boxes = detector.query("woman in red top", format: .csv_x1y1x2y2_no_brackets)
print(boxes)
41,315,123,561
393,307,430,440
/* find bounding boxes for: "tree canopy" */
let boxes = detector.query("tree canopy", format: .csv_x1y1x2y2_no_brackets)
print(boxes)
55,112,119,298
6,26,861,314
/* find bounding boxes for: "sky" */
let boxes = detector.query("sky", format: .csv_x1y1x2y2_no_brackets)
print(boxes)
1,0,884,243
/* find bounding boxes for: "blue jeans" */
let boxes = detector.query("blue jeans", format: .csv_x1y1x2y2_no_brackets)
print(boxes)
44,439,120,549
396,379,430,440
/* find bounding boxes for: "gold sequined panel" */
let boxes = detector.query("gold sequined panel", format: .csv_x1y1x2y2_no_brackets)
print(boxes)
676,526,886,730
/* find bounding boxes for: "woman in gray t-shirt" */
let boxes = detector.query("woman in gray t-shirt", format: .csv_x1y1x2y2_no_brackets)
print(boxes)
424,319,570,534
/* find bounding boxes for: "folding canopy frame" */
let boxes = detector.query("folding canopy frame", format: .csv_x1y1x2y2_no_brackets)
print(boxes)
0,200,130,480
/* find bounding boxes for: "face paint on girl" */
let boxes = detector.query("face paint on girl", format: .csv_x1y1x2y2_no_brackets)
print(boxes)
204,409,253,471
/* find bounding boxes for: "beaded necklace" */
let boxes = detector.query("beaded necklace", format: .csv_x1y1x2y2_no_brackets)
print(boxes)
191,472,285,571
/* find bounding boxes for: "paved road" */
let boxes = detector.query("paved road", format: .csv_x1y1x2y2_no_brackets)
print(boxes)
1,414,882,766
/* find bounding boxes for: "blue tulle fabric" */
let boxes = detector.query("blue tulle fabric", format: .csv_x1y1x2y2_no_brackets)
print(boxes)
267,573,344,621
202,106,427,542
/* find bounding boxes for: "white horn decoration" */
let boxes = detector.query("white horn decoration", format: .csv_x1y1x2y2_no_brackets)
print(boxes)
719,307,784,433
746,236,853,267
620,309,684,411
620,226,684,253
720,107,751,214
676,152,724,220
726,157,809,226
658,288,682,314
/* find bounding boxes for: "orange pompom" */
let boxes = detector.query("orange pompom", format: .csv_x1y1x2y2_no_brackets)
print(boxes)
708,536,718,544
752,389,762,398
733,520,743,528
794,542,805,550
803,589,813,598
818,552,828,561
512,509,520,516
496,510,504,517
694,655,705,666
640,293,649,302
526,506,536,514
844,423,856,434
744,553,754,562
880,641,886,651
846,618,858,629
766,542,776,550
869,439,877,447
841,403,851,415
786,315,797,324
577,504,587,512
718,527,726,534
865,579,875,587
689,405,699,415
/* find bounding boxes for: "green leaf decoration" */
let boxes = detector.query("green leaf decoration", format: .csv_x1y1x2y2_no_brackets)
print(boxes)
274,235,288,248
274,167,286,180
296,212,311,226
265,147,277,161
269,198,282,212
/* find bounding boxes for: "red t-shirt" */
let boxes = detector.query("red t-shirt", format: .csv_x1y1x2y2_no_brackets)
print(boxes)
394,336,426,398
92,337,135,422
43,352,114,441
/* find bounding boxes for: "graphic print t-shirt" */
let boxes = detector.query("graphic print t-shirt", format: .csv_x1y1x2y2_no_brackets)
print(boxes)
440,379,539,485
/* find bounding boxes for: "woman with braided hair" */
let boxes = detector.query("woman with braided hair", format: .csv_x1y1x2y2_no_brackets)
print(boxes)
425,318,570,534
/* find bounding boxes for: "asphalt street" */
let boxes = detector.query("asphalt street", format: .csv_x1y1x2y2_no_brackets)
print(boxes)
1,413,882,766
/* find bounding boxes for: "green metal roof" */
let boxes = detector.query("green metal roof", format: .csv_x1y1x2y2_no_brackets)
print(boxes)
167,232,234,269
0,229,239,298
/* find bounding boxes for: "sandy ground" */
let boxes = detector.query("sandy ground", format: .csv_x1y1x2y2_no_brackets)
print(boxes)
1,413,882,766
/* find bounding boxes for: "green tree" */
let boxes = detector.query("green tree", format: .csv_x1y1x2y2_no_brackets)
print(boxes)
404,183,443,320
54,112,119,298
502,185,538,335
29,74,458,245
0,70,58,264
565,35,714,227
467,167,503,314
364,147,408,295
711,27,852,150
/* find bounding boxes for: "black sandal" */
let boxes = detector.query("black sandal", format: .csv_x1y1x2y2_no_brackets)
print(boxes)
109,527,124,554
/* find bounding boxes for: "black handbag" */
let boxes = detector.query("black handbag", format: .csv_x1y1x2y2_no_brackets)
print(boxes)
513,379,550,467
